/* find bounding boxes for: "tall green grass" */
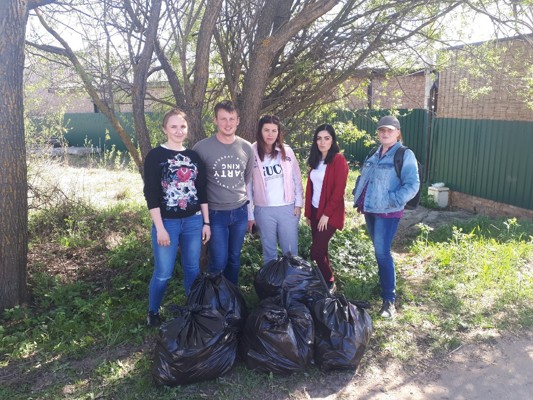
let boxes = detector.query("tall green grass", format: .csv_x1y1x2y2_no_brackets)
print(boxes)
411,217,533,332
1,166,533,399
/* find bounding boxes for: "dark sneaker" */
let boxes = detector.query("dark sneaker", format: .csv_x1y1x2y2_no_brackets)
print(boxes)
147,312,162,328
379,301,396,319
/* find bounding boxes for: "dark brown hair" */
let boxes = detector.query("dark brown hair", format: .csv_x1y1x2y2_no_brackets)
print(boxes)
214,100,238,117
256,115,286,161
307,123,340,169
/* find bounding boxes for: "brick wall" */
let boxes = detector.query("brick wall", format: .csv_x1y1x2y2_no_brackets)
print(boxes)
438,37,533,122
450,191,533,222
24,64,170,116
345,72,429,110
26,85,170,116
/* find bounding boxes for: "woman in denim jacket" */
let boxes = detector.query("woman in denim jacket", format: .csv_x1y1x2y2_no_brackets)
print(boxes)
353,115,419,318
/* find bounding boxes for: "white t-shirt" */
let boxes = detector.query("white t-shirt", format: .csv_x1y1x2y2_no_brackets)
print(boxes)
310,160,326,208
263,153,287,206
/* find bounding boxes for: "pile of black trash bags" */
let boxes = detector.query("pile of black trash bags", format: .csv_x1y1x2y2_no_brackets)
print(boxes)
152,254,373,386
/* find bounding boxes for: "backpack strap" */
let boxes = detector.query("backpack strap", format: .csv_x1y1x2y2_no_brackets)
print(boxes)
393,145,407,179
365,145,407,179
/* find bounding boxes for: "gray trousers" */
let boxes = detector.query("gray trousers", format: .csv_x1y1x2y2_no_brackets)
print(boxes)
254,204,299,265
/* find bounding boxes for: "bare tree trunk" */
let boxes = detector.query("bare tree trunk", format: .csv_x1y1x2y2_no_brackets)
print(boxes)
237,0,339,141
0,0,57,310
0,1,31,310
131,0,162,163
239,51,274,141
155,0,224,145
187,0,224,143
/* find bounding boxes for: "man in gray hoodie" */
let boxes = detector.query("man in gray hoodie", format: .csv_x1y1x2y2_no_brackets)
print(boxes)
193,100,254,285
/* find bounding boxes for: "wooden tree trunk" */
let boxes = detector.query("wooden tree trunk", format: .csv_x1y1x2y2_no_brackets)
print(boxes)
0,0,30,310
238,49,272,142
132,0,162,164
236,0,339,142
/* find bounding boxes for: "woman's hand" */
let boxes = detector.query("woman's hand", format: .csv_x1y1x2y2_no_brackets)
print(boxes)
317,215,329,232
157,228,171,246
202,224,211,244
247,220,256,233
294,206,302,217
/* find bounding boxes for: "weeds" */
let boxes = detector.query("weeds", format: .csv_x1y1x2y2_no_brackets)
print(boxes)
1,164,533,399
411,217,533,336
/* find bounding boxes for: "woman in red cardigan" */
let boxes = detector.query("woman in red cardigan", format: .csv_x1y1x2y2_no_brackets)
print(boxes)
305,124,349,291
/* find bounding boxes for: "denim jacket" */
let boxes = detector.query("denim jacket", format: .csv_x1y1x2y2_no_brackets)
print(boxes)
353,141,419,214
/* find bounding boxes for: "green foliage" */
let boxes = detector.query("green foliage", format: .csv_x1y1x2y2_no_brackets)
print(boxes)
344,170,359,203
412,217,533,333
334,119,369,144
90,144,138,171
144,111,166,147
419,185,440,209
25,109,71,150
524,63,533,110
4,160,533,398
4,205,152,360
330,227,380,300
238,233,263,308
29,201,103,245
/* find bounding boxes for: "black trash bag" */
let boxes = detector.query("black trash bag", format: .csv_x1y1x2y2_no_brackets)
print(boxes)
254,254,326,305
187,272,248,332
311,294,373,371
240,296,314,374
152,304,238,386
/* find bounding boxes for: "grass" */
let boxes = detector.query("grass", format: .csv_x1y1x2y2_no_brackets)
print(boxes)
1,159,532,399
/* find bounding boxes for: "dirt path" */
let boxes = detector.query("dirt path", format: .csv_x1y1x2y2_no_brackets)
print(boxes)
324,334,533,400
393,206,478,251
324,207,533,400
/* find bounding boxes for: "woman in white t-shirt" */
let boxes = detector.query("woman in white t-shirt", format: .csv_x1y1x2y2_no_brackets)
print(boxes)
247,115,304,266
304,124,349,292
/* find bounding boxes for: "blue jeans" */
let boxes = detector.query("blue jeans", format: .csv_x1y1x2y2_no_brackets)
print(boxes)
364,214,400,302
208,203,248,285
148,213,202,313
254,204,299,265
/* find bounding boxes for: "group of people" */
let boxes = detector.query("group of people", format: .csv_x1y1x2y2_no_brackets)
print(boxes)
143,101,419,327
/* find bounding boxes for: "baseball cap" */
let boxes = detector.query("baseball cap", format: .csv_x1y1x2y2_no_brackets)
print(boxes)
377,115,401,130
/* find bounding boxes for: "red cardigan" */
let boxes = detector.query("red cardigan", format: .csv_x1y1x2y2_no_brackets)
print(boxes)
305,153,349,230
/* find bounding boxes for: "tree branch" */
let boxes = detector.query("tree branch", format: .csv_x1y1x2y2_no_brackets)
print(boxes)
25,40,68,57
33,8,143,170
28,0,57,10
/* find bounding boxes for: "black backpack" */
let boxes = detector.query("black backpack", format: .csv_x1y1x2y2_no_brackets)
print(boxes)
364,145,422,210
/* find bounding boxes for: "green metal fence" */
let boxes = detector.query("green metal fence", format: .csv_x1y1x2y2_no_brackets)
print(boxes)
336,109,429,177
58,110,533,211
62,109,430,163
429,118,533,210
62,113,137,151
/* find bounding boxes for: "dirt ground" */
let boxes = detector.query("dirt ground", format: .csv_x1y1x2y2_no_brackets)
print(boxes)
327,207,533,400
298,333,533,400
